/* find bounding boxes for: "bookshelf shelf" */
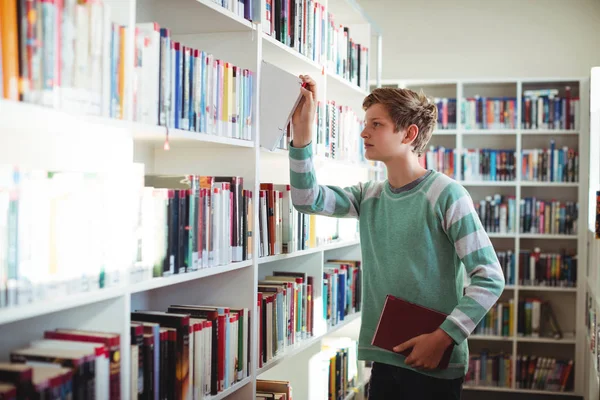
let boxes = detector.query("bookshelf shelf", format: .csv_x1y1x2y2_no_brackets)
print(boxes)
327,71,370,99
207,376,253,400
131,123,256,148
517,336,577,344
0,286,126,326
521,130,579,135
257,239,360,264
519,234,579,240
519,286,578,293
137,0,255,34
432,129,458,135
262,34,323,75
461,181,517,187
257,312,362,376
520,181,580,187
462,129,519,135
469,335,513,342
463,386,578,396
128,260,253,293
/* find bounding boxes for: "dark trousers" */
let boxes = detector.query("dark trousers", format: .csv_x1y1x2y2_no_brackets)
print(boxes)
368,362,464,400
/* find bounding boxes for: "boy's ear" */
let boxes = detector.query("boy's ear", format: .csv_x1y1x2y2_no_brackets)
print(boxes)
402,124,419,144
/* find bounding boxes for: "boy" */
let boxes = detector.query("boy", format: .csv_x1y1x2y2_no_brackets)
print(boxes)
289,75,505,399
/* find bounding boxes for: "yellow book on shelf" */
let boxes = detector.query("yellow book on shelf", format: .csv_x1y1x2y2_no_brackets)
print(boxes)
309,214,317,248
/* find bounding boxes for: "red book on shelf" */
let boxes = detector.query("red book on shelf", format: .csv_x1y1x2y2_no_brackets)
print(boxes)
371,294,455,370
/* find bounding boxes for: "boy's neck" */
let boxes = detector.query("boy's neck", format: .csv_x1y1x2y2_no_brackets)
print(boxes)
384,154,428,190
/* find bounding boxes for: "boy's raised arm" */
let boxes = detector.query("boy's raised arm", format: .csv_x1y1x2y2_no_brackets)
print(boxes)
437,184,506,345
289,141,363,218
288,74,364,219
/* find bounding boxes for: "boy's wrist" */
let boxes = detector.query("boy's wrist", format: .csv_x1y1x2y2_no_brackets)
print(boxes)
291,124,312,148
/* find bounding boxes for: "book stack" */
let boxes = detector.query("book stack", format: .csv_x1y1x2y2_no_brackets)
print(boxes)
462,149,517,182
1,0,128,118
519,199,578,235
256,379,293,399
518,249,577,287
134,23,254,140
0,328,121,399
434,97,457,130
522,88,580,131
515,355,573,391
419,146,458,179
474,300,514,337
462,97,518,130
258,270,315,367
326,15,369,90
517,299,563,339
0,164,143,309
465,351,512,388
134,175,253,282
521,141,579,183
474,195,517,234
497,250,516,285
131,305,251,398
323,260,362,328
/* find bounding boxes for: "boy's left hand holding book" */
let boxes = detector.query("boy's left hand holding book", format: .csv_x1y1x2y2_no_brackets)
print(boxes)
393,328,454,370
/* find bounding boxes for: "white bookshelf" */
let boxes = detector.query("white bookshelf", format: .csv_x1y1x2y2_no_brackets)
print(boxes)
375,78,590,397
0,0,381,399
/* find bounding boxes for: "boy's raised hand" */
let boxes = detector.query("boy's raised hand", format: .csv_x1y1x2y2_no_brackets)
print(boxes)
291,74,317,148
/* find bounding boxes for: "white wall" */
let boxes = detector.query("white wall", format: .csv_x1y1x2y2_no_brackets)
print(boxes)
358,0,600,80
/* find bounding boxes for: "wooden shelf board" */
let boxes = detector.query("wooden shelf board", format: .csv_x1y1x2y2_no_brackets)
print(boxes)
258,240,360,264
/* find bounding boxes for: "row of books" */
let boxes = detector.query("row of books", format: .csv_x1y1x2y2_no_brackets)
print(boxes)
521,145,579,183
256,379,293,400
474,300,514,337
465,352,574,392
276,102,367,165
262,0,370,90
420,145,579,183
522,89,579,131
474,195,517,234
473,195,579,236
498,250,516,285
519,199,578,235
257,183,359,258
517,299,563,339
518,249,577,287
323,260,362,328
264,0,327,65
135,23,254,140
0,165,142,309
136,175,253,283
131,305,251,398
1,0,123,117
319,337,359,400
460,94,580,131
434,97,457,130
515,355,573,392
465,351,512,388
0,328,121,399
258,270,315,366
462,97,518,130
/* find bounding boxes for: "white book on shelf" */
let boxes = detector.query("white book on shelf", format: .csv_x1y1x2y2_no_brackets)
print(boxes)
259,61,304,151
137,23,161,126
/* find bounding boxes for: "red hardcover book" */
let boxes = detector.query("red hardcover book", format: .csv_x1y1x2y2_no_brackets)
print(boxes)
371,295,455,370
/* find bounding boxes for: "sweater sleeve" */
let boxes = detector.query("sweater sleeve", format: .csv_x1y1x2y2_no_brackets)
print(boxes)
438,183,506,345
289,141,363,218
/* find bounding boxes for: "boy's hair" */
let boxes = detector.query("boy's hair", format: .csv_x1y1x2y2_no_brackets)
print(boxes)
363,88,438,157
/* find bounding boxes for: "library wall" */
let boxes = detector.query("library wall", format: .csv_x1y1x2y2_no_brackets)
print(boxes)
358,0,600,80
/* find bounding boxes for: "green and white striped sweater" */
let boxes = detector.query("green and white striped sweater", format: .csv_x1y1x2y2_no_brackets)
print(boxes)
289,142,505,379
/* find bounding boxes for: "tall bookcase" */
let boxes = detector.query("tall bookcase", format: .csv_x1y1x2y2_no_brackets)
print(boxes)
0,0,382,398
374,78,590,397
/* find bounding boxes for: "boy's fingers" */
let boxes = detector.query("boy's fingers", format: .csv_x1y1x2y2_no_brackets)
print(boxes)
300,87,314,102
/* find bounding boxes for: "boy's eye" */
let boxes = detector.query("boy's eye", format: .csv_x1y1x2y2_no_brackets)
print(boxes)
373,122,380,127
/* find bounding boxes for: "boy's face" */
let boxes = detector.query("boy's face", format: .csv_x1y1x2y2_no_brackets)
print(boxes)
361,103,413,162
